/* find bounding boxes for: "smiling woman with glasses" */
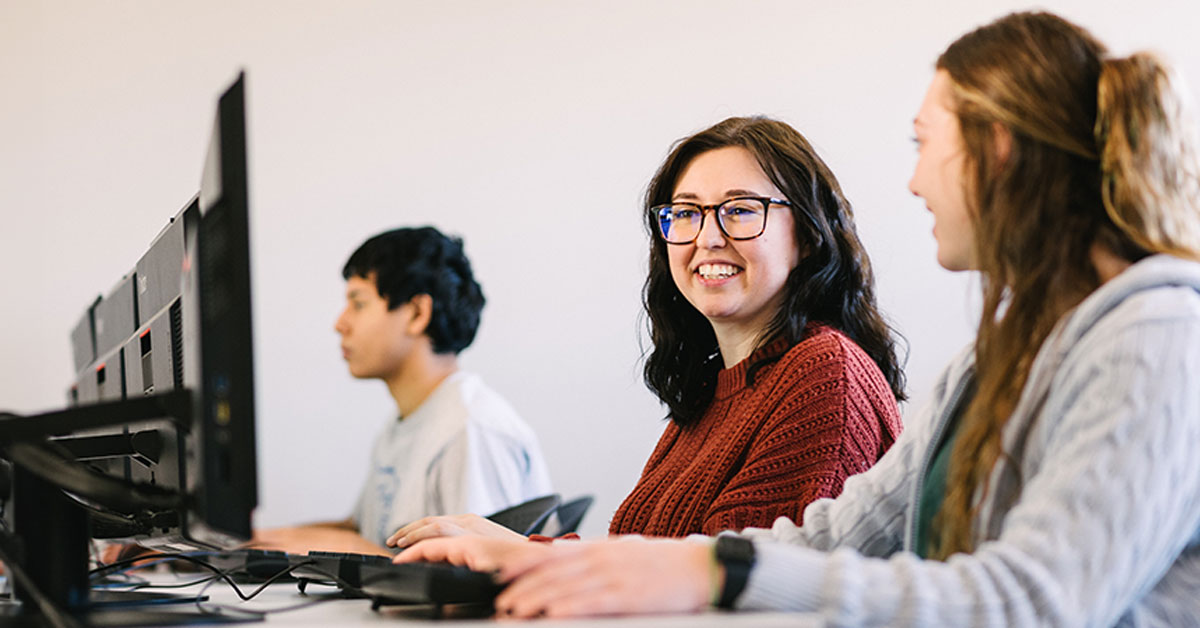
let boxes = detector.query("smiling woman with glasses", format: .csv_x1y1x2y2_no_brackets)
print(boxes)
386,116,905,550
611,115,906,536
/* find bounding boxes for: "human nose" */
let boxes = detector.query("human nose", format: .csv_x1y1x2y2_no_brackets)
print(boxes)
335,308,350,334
908,161,925,198
694,208,727,248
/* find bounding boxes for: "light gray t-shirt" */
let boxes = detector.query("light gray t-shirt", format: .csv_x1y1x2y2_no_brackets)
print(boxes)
352,371,553,547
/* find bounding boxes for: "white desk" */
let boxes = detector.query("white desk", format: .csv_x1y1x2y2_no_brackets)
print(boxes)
3,573,824,626
129,576,823,627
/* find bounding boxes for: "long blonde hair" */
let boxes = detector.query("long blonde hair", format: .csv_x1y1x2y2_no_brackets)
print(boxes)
931,11,1200,560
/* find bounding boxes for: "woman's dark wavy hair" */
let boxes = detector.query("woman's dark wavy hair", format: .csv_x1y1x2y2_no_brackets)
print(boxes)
642,116,906,426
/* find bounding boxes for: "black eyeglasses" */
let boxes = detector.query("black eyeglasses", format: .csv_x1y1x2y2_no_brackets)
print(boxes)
651,196,791,244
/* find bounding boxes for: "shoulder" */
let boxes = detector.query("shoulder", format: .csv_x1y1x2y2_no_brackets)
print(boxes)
748,327,882,423
1092,283,1200,330
448,372,542,445
1060,255,1200,346
1023,272,1200,453
770,325,854,377
774,325,890,395
1054,284,1200,393
1057,272,1200,376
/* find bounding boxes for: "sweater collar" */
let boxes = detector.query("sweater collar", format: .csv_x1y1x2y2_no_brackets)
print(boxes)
713,335,794,400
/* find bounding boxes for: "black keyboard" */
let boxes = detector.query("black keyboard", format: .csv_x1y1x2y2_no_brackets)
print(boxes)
291,550,393,593
290,551,502,606
358,560,502,606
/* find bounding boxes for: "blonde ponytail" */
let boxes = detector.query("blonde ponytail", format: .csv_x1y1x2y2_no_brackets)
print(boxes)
1097,53,1200,260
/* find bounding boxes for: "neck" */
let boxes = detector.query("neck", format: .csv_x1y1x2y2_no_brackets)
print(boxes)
710,298,783,369
1091,242,1133,284
711,322,765,369
384,348,459,418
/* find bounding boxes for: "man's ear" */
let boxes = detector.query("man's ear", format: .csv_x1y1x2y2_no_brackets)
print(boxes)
405,294,434,336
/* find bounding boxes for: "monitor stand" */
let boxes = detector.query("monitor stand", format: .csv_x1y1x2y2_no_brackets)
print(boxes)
0,397,258,626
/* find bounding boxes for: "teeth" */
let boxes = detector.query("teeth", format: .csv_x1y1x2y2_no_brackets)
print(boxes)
697,263,740,280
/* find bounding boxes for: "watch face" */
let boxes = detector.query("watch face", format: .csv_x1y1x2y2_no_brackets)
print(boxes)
717,536,756,564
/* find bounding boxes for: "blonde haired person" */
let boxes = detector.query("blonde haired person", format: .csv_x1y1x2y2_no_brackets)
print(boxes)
396,11,1200,625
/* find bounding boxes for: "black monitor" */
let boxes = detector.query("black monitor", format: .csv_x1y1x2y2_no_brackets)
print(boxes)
0,73,257,621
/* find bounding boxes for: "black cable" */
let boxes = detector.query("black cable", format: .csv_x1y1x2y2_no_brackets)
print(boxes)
90,553,359,602
90,552,262,601
214,559,314,602
70,495,166,539
193,564,349,618
118,576,219,591
89,553,373,618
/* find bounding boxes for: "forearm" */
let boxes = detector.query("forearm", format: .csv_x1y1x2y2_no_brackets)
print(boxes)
253,522,389,556
304,516,357,531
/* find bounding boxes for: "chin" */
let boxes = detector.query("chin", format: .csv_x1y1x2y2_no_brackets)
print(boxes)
696,307,744,324
936,251,969,272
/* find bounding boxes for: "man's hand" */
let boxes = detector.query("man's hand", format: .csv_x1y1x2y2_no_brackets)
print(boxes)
386,514,526,549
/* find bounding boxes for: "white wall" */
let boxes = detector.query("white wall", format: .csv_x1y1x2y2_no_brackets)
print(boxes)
2,1,1198,537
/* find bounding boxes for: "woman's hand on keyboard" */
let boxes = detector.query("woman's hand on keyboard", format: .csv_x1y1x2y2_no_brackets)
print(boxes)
386,514,526,549
395,535,714,618
494,537,713,618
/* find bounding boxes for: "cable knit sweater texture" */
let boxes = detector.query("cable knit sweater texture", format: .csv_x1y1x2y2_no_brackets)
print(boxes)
609,324,903,537
736,255,1200,627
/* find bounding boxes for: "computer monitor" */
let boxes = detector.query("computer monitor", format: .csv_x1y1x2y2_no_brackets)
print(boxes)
0,72,257,618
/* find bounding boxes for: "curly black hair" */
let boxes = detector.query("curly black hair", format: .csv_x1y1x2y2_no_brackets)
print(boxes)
643,117,907,426
342,226,485,355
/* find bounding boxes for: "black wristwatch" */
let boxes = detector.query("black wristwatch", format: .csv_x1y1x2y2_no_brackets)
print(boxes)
714,535,756,609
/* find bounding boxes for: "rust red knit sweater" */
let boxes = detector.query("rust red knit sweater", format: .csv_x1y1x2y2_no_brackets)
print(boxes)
609,324,902,537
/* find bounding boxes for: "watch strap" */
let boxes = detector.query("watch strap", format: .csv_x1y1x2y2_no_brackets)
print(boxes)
714,535,756,609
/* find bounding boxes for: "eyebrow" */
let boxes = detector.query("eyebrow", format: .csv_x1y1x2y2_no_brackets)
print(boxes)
671,188,765,202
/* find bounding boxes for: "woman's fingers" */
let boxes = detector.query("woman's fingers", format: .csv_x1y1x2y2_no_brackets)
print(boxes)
496,549,607,617
498,538,586,581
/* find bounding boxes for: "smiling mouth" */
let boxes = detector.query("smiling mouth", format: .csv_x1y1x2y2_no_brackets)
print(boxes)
696,263,742,280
